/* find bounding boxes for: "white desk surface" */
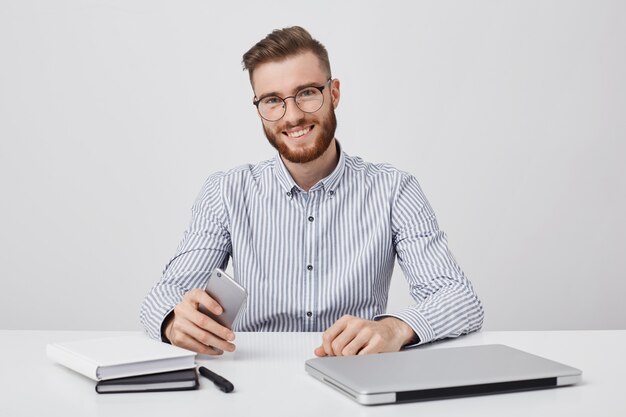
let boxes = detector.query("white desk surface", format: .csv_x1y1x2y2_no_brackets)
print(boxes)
0,330,624,416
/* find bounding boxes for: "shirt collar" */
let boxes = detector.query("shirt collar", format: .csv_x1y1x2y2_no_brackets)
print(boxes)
273,140,346,195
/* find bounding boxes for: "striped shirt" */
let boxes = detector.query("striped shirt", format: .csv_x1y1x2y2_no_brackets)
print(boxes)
140,144,484,345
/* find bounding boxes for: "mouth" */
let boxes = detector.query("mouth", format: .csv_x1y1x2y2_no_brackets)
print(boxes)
283,125,314,140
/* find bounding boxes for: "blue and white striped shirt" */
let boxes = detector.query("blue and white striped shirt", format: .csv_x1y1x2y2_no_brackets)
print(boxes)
140,145,484,345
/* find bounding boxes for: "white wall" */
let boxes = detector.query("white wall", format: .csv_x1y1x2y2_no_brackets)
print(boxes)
1,0,624,331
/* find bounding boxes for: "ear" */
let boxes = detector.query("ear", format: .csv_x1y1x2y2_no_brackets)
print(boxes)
330,78,341,109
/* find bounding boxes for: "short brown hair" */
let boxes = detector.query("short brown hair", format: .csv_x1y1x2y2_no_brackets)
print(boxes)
242,26,332,84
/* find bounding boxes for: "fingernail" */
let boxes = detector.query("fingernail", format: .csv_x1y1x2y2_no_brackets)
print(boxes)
227,333,235,341
214,307,223,315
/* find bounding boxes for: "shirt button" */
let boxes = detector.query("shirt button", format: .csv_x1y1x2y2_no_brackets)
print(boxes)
308,216,314,222
307,265,313,271
306,312,313,317
286,191,292,197
329,190,334,196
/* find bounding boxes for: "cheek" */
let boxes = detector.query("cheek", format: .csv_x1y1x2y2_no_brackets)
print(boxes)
262,121,279,134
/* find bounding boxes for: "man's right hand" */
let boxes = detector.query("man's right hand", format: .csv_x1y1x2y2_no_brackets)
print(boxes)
163,288,236,355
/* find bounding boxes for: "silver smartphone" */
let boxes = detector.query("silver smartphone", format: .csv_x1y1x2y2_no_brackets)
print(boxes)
198,268,247,330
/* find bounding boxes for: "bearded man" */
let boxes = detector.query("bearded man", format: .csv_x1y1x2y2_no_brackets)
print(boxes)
141,26,484,357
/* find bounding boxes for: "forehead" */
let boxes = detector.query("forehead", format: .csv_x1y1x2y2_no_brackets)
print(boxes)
252,51,327,96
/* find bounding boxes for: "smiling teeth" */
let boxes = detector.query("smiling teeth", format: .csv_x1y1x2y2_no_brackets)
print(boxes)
287,127,310,138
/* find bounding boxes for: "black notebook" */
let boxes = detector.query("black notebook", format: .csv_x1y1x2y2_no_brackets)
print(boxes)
95,368,199,394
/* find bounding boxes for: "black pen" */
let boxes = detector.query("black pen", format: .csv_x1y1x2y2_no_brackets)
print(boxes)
198,366,235,393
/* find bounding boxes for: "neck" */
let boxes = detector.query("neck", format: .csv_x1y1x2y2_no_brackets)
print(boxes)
281,139,339,191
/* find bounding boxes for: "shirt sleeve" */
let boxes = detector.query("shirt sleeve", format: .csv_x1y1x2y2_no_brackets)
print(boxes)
374,173,484,346
140,173,232,341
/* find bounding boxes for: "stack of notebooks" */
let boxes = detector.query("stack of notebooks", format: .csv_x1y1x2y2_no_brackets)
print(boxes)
46,334,198,394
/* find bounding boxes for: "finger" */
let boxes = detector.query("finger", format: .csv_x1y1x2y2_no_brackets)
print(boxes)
357,343,378,356
340,329,371,356
172,330,224,356
314,345,327,357
322,315,352,356
181,302,235,342
186,288,223,316
177,316,236,353
168,317,221,355
357,334,386,356
325,316,366,356
174,302,235,341
330,322,363,356
174,295,234,340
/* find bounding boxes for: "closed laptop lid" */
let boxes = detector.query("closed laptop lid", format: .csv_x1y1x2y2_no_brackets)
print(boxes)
305,344,582,405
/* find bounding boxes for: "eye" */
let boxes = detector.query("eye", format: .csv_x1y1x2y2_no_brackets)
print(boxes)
262,96,281,105
298,88,317,97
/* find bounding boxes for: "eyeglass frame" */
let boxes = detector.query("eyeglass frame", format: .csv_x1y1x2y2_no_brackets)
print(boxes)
252,78,333,122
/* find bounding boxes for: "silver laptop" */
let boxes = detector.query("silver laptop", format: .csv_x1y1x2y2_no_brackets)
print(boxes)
305,344,582,405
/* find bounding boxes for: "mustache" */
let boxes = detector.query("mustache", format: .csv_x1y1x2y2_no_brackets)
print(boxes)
280,117,309,131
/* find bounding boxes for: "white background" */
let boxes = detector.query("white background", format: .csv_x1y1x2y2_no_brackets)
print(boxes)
1,0,624,331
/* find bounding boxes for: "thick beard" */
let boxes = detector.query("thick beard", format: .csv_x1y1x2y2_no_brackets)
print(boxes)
263,105,337,164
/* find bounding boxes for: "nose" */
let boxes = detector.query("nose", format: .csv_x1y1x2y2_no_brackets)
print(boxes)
282,96,305,123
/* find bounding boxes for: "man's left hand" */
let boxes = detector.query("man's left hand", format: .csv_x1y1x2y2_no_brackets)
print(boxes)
314,315,417,357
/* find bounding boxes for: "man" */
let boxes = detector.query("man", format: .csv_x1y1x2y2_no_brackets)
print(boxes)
140,26,484,357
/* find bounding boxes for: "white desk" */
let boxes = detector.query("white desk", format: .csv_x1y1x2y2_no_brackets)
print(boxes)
0,330,624,416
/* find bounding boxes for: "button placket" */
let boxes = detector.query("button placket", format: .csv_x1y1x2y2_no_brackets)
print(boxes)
303,189,320,331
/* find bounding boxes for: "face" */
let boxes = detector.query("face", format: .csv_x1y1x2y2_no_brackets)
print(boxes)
252,52,340,164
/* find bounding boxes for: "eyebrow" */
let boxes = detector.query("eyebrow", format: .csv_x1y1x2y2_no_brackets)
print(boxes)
256,81,327,101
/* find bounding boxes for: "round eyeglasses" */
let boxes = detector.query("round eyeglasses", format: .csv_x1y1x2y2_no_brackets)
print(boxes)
253,79,332,122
